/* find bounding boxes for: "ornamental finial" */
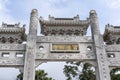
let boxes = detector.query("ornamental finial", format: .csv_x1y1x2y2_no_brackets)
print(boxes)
90,10,96,14
32,9,38,13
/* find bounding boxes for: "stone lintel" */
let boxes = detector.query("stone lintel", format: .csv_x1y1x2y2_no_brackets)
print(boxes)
105,45,120,52
0,44,26,51
37,36,93,42
35,52,96,61
108,58,120,67
0,58,24,67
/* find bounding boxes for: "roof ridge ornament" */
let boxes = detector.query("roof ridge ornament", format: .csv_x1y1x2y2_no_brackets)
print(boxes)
74,14,79,21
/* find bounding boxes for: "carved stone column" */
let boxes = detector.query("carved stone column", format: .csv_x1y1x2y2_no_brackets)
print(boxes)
23,9,38,80
90,10,111,80
95,66,100,80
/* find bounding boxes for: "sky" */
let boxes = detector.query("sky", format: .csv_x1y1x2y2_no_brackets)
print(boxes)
0,0,120,80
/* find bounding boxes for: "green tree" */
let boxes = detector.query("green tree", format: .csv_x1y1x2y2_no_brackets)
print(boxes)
110,68,120,80
17,72,23,80
63,62,95,80
79,63,95,80
64,62,120,80
17,70,54,80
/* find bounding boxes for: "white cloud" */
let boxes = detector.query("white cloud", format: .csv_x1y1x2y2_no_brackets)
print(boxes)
106,0,120,8
15,0,86,19
0,0,15,24
48,0,68,3
0,0,8,11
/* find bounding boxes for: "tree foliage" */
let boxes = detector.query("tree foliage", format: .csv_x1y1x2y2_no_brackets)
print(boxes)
110,68,120,80
79,63,95,80
63,62,95,80
17,70,54,80
64,61,120,80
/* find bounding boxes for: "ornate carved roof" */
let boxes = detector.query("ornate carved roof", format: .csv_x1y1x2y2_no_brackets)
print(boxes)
104,24,120,35
0,22,25,33
103,24,120,45
0,22,26,44
40,15,90,26
39,15,90,36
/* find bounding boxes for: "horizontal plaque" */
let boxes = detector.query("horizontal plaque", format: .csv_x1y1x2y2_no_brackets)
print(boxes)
51,44,79,53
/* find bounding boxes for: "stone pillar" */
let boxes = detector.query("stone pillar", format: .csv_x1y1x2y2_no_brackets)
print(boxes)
89,10,111,80
29,9,38,34
23,9,38,80
95,66,100,80
89,10,100,35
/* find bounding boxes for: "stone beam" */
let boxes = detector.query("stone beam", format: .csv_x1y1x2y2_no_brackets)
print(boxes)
37,36,92,43
0,44,26,51
35,52,96,61
0,58,24,67
108,58,120,67
105,45,120,52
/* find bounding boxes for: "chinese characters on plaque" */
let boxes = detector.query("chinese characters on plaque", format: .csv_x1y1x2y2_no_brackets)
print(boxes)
52,44,79,53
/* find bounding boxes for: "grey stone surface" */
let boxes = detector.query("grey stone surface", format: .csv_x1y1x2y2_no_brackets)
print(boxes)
0,9,119,80
23,9,38,80
90,10,111,80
